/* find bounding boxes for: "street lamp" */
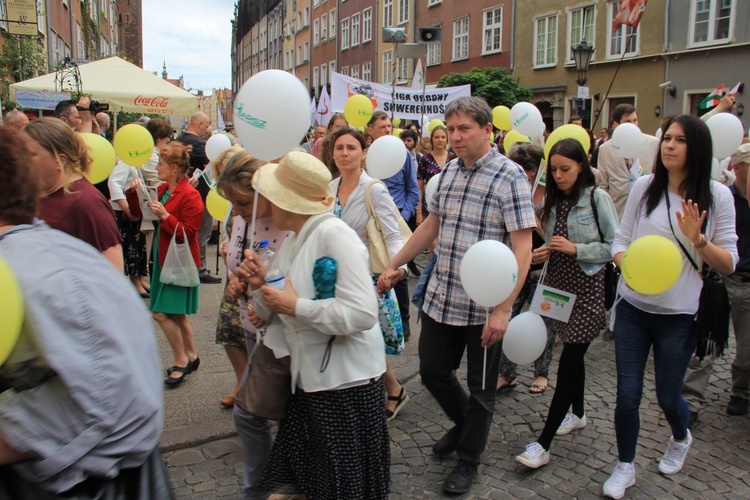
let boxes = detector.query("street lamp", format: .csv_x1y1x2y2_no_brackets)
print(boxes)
571,40,594,86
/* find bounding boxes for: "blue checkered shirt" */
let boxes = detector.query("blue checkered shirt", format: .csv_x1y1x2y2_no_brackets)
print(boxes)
424,146,536,326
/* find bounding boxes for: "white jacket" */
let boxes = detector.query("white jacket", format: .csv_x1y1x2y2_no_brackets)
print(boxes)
253,214,386,392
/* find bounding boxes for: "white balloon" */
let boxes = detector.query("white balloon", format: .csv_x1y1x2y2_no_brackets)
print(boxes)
529,118,547,138
205,134,232,161
502,312,548,365
460,240,518,307
234,70,312,160
610,123,643,159
366,135,407,180
706,112,744,159
424,173,441,207
510,102,544,137
655,127,663,141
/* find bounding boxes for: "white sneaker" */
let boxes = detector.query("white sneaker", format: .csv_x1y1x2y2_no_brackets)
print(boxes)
658,430,693,475
515,442,550,469
603,461,636,499
556,412,587,435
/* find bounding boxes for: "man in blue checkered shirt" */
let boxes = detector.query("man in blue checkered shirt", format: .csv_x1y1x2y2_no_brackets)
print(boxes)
379,96,536,495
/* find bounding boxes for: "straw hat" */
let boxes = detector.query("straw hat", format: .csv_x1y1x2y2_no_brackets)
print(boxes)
252,151,334,215
731,143,750,166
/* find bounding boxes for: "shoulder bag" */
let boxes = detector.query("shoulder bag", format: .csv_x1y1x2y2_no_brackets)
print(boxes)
665,194,730,360
590,188,620,311
364,179,412,274
159,223,200,287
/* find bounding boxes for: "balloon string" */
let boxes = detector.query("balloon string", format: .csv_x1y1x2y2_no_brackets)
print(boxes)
249,190,259,254
483,308,489,391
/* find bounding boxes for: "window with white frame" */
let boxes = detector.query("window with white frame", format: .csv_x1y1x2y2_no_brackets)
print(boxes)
0,1,8,31
428,0,442,6
313,0,319,7
330,8,336,38
313,66,320,95
691,0,733,46
396,58,408,84
76,22,85,58
483,6,503,55
37,0,44,33
329,61,336,79
304,7,310,26
534,14,557,67
341,18,350,50
341,66,349,76
383,0,393,26
351,13,361,46
296,12,302,30
608,2,638,58
304,41,310,61
362,61,371,81
398,0,409,25
568,5,595,63
382,50,393,84
321,14,327,40
297,44,302,64
362,8,372,42
351,65,360,79
321,63,328,88
313,18,320,45
427,41,441,66
452,17,469,61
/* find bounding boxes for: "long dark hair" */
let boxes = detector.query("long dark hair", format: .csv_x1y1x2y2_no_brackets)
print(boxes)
642,114,713,219
540,138,596,224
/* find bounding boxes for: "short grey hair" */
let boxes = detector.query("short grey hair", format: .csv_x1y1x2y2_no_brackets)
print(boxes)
444,96,492,127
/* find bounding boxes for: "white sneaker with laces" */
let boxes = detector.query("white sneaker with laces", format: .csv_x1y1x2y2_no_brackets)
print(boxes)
515,442,550,469
658,430,693,475
603,461,636,499
556,412,587,435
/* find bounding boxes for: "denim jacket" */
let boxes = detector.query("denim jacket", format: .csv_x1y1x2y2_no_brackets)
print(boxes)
541,186,619,276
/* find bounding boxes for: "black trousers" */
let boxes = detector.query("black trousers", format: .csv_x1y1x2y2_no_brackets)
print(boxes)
419,313,501,464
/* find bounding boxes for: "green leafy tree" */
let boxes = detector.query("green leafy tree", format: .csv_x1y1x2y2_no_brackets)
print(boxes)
0,34,47,111
437,67,532,108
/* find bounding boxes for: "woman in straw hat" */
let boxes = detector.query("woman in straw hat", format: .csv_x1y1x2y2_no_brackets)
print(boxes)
238,151,390,499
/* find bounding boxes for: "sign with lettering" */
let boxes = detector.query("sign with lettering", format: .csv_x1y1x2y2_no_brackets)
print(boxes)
530,284,577,323
15,90,71,110
7,0,38,36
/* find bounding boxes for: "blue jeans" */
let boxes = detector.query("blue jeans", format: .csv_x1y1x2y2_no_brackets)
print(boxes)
614,299,695,463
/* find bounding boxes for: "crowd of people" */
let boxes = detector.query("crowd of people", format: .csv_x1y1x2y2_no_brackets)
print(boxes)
0,88,747,500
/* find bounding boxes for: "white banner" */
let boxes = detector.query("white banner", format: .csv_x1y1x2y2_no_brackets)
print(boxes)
331,72,471,121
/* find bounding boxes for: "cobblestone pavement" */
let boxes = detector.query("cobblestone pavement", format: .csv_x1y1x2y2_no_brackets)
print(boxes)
164,333,750,499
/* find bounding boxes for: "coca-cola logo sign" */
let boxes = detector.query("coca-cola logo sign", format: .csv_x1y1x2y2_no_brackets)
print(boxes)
134,95,170,108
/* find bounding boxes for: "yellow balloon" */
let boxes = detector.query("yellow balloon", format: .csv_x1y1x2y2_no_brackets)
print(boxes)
489,133,495,143
344,94,374,127
503,129,530,153
0,255,24,366
392,127,404,137
621,235,683,295
80,133,117,184
113,124,155,167
428,118,445,134
492,105,512,131
544,124,592,160
206,187,231,221
392,117,401,127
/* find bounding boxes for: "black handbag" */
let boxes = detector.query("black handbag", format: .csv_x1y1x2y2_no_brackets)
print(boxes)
665,195,730,360
590,188,620,310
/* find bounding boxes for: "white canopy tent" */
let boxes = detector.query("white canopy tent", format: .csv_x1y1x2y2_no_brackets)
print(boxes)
10,56,198,119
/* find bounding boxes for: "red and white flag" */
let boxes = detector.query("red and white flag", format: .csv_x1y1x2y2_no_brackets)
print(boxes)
613,0,648,31
700,83,724,110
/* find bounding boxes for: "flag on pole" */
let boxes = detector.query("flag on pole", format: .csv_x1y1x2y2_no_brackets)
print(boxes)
700,83,724,110
411,59,425,89
310,97,317,126
216,106,225,131
729,82,742,94
314,86,333,125
613,0,648,30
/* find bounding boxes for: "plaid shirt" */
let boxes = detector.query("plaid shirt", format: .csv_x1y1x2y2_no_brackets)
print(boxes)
424,146,536,326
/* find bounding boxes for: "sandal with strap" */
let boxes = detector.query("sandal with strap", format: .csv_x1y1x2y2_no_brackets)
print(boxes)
164,366,189,387
496,376,518,393
386,387,409,421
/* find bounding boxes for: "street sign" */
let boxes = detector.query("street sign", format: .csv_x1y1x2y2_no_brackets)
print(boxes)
577,86,590,99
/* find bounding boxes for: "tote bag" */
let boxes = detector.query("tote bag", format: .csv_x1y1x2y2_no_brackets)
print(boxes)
159,224,199,287
364,179,412,274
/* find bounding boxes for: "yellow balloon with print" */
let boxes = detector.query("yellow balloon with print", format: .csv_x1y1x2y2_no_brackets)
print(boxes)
344,94,374,127
392,127,404,137
428,118,445,134
621,235,683,295
503,129,530,153
206,187,231,221
492,105,512,131
113,124,155,168
544,124,591,160
80,133,117,184
0,255,24,366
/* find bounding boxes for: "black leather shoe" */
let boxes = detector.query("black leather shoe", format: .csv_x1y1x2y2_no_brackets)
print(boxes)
199,272,222,284
688,410,699,429
432,426,461,456
727,395,749,415
443,459,478,494
407,260,421,277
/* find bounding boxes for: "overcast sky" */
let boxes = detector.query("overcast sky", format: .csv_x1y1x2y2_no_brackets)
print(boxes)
142,0,234,93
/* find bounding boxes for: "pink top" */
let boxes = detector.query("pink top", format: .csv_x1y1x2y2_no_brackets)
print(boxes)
227,215,289,333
